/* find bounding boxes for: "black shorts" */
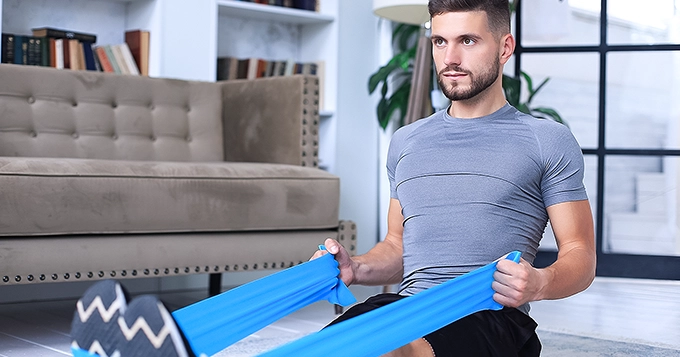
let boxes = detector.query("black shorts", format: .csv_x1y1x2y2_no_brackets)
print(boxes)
325,293,541,357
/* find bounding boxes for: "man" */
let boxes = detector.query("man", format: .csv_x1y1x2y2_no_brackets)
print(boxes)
312,0,596,356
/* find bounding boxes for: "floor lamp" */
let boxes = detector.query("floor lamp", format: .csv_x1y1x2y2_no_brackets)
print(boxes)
373,0,433,126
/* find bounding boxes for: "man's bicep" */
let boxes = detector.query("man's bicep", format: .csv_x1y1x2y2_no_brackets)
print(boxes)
547,200,595,254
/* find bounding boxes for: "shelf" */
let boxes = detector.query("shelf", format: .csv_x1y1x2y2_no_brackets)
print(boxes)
217,0,334,25
319,110,334,119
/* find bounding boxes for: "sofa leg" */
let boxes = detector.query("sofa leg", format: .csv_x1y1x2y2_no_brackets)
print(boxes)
209,273,222,296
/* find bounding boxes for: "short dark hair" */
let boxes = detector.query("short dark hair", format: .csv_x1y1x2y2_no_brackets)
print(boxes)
428,0,511,37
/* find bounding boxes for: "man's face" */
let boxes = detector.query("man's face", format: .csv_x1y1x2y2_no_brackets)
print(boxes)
431,11,503,102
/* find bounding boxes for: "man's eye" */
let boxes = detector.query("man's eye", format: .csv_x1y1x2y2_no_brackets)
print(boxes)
463,38,475,45
434,39,445,46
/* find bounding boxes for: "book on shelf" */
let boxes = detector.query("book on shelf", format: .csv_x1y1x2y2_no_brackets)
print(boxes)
48,38,56,67
13,35,28,65
236,0,315,10
236,58,249,79
256,58,268,79
2,33,14,64
293,0,317,11
94,46,114,73
39,37,49,66
82,42,97,71
215,55,322,93
103,45,122,74
118,43,140,75
78,41,87,70
214,56,325,110
26,37,40,66
68,39,81,70
125,30,149,76
2,27,146,76
265,60,276,77
272,60,284,76
31,27,97,44
244,57,259,79
283,58,295,76
9,35,46,66
216,56,240,80
0,29,88,70
112,44,131,74
54,39,64,69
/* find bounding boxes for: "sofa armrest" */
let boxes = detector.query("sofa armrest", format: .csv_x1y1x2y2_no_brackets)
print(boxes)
220,75,320,168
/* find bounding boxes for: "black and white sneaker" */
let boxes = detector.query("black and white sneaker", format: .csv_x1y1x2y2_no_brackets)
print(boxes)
117,295,196,357
71,280,129,357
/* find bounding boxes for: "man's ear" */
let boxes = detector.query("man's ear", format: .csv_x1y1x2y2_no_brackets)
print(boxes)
499,33,515,65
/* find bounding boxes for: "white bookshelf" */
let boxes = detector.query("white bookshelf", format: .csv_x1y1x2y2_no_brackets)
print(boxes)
1,0,340,173
216,0,333,24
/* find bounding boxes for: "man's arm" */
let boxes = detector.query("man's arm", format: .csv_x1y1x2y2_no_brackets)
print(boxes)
492,199,596,307
312,198,405,287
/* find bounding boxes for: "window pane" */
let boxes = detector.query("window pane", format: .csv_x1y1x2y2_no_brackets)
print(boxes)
607,0,680,45
521,0,600,46
606,51,680,149
604,156,680,257
540,155,598,252
521,53,599,149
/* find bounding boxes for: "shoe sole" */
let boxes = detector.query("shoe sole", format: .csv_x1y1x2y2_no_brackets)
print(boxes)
117,295,191,357
71,280,129,357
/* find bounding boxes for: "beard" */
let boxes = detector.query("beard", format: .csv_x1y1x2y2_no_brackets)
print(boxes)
437,56,500,102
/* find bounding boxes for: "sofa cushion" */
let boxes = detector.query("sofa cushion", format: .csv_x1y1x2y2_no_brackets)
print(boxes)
0,64,223,162
0,157,339,236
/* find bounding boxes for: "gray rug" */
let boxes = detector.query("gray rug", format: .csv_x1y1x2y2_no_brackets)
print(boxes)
538,330,680,357
214,334,306,357
214,331,680,356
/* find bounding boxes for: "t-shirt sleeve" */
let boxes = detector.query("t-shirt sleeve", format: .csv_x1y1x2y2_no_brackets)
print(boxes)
539,123,589,207
386,127,407,199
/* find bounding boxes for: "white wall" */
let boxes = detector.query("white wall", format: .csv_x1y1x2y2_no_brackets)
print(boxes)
335,0,382,255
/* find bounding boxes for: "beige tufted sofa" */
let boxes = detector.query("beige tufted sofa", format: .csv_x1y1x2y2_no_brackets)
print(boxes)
0,64,356,292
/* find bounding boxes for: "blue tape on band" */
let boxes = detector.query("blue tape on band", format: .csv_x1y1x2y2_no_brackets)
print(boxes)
172,252,356,356
257,251,522,357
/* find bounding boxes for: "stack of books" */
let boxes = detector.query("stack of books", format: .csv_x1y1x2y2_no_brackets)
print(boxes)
216,56,320,80
217,56,325,110
1,27,150,76
238,0,318,12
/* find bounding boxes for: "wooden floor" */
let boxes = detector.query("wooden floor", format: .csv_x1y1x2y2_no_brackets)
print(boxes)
0,278,678,356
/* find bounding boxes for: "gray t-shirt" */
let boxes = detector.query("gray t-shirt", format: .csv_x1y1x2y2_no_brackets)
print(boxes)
387,104,588,300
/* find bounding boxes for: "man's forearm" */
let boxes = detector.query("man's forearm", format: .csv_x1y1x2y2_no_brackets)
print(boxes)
536,244,596,301
352,239,404,286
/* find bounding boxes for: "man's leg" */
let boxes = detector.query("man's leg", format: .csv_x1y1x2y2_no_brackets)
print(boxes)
327,294,435,357
421,308,541,357
329,296,540,357
382,338,435,357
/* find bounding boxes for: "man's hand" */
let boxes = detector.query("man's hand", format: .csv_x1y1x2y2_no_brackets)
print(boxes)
491,258,549,308
310,238,357,286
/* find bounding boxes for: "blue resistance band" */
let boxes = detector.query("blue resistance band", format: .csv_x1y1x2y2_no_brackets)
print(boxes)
172,248,356,356
257,251,522,357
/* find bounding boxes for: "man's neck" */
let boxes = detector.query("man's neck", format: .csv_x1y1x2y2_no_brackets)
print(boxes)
447,82,508,119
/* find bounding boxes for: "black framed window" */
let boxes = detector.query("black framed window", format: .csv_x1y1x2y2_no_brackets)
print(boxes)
516,0,680,279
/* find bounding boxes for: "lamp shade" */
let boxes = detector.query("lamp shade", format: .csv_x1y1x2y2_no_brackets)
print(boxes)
373,0,430,25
